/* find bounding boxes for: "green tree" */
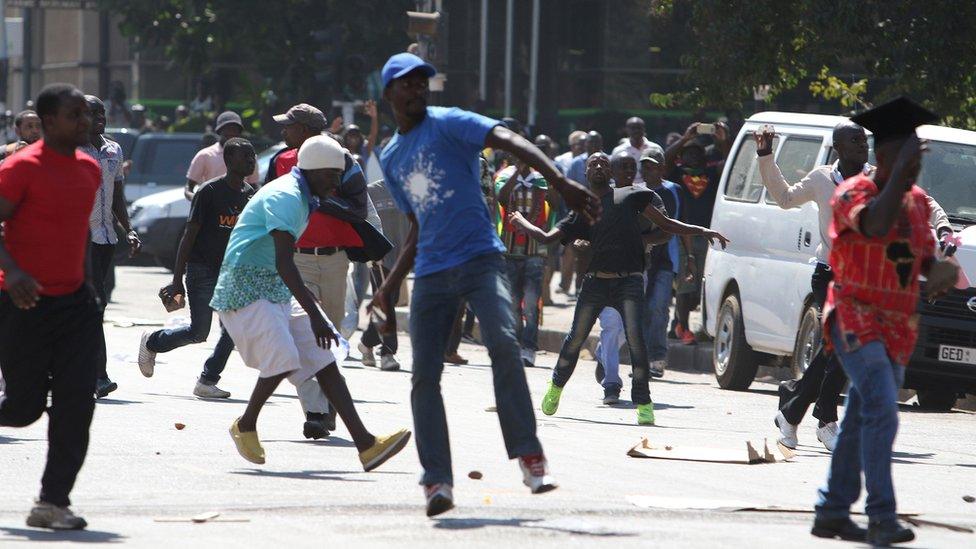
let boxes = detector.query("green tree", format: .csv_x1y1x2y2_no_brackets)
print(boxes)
650,0,976,126
99,0,412,105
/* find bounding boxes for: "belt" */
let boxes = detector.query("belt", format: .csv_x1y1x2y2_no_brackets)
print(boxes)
593,271,643,279
295,246,341,256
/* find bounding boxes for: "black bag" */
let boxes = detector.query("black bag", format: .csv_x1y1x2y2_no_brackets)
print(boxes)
346,219,393,263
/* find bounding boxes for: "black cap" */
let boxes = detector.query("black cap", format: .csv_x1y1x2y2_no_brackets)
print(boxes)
850,97,938,146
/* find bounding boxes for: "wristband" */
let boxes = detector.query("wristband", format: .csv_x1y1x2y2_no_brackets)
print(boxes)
757,149,773,157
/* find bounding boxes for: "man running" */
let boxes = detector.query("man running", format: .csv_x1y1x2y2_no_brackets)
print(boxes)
212,135,410,470
138,138,257,398
0,84,101,530
370,52,598,517
811,97,959,546
509,152,728,424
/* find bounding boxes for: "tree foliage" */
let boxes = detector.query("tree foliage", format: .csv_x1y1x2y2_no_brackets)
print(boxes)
651,0,976,125
99,0,412,104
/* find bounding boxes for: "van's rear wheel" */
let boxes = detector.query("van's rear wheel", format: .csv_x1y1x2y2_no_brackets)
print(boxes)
916,389,958,411
792,304,822,378
714,293,760,391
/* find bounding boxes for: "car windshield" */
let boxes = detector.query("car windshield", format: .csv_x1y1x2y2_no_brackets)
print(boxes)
915,140,976,226
143,139,201,183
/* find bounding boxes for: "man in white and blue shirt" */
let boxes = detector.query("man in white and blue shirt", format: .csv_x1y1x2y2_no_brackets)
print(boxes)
81,95,140,398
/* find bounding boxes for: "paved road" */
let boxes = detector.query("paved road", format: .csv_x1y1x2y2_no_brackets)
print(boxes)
1,267,974,547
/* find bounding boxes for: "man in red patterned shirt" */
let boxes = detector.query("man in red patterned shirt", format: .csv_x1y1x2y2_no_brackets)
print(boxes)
812,97,960,546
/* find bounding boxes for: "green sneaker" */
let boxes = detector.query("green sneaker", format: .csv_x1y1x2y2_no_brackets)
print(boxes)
541,381,563,416
637,402,655,425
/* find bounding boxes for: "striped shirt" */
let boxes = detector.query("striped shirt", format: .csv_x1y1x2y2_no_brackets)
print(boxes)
81,137,125,245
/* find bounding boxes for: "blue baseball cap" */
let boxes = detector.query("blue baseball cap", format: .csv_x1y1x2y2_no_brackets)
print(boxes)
381,52,436,89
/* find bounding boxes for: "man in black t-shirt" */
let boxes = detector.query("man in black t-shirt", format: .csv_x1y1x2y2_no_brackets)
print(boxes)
137,138,257,398
509,152,728,425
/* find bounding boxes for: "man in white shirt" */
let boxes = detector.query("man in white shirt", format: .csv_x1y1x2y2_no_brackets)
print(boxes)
758,122,953,452
611,117,663,186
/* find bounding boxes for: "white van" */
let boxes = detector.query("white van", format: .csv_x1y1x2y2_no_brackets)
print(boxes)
702,112,976,410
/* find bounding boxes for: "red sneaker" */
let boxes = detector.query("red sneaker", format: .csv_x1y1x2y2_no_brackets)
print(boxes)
518,453,558,494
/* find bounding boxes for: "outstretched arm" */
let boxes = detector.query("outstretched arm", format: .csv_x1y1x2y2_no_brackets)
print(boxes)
641,204,729,249
507,211,565,244
485,126,600,224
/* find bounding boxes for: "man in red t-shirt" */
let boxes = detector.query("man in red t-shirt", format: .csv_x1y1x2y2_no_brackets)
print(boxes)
812,98,960,546
0,84,101,530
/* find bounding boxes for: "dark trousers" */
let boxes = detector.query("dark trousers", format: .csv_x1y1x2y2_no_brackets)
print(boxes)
90,242,115,381
551,275,652,405
0,289,100,507
361,263,399,356
779,262,847,424
146,263,235,383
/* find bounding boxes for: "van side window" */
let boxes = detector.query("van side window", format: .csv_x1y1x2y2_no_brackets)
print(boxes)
724,135,771,202
764,136,823,204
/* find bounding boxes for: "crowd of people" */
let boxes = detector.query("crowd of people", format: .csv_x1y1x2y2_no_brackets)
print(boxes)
0,49,961,547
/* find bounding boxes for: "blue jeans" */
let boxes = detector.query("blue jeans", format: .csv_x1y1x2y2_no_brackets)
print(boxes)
146,263,235,383
816,323,904,522
505,256,545,353
410,253,543,486
552,275,651,404
644,269,675,361
595,308,624,388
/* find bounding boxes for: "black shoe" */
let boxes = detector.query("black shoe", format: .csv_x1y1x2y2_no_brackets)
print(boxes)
303,413,330,440
95,377,118,399
325,409,337,432
867,519,915,546
603,384,622,405
595,361,605,384
810,517,867,542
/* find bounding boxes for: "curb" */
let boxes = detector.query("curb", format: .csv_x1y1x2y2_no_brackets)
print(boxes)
393,307,784,379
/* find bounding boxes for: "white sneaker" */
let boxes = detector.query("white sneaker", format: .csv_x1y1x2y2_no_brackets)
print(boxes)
774,411,799,449
359,343,376,367
518,453,558,494
193,381,230,399
649,359,666,379
138,331,156,377
380,354,401,371
816,422,839,452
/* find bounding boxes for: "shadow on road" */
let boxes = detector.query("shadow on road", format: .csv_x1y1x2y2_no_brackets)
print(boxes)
230,468,374,482
266,437,357,448
143,392,249,404
94,399,144,406
0,526,125,543
433,517,636,537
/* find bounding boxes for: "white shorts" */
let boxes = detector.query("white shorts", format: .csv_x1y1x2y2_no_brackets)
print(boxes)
219,298,349,386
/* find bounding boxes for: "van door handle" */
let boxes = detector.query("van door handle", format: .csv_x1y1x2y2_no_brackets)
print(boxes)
804,231,812,247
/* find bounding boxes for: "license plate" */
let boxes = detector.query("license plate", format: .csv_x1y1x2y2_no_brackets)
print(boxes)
939,345,976,365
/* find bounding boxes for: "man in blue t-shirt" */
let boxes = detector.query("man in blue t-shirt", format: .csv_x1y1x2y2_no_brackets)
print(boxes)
370,52,599,518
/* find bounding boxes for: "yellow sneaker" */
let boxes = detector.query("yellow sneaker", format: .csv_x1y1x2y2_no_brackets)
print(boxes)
229,418,265,464
359,428,411,472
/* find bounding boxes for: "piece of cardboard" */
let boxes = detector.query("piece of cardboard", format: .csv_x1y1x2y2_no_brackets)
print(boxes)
627,437,790,465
